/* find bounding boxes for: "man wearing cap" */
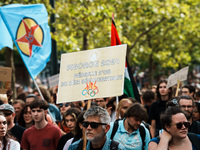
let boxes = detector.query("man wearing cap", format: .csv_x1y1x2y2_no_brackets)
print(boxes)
0,103,26,143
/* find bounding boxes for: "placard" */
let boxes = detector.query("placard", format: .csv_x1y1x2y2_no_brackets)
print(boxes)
57,45,127,103
0,67,12,94
167,66,189,88
48,74,59,88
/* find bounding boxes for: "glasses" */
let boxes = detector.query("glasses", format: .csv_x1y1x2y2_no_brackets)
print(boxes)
4,112,13,116
82,121,107,129
95,100,105,103
172,122,190,129
180,105,193,109
59,103,69,107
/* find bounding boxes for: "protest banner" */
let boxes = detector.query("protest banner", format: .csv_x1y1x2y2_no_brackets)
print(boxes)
167,66,189,89
48,74,59,88
0,67,12,94
57,44,127,104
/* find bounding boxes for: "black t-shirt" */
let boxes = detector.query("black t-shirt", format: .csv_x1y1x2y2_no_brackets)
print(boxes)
57,132,74,150
90,142,104,150
189,121,200,134
150,100,167,136
9,124,26,143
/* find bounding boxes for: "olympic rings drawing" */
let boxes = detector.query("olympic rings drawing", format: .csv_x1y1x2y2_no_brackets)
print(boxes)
82,82,99,97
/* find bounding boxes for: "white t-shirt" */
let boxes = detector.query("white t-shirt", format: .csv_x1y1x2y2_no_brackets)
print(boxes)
63,138,74,150
0,139,20,150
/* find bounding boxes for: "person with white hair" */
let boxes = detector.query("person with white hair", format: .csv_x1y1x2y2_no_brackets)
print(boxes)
69,106,124,150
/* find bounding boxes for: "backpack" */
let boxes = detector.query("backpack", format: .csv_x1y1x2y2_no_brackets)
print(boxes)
76,139,119,150
110,119,146,150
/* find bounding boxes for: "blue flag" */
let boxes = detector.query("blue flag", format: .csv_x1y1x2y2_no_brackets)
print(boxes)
0,13,13,50
0,4,51,79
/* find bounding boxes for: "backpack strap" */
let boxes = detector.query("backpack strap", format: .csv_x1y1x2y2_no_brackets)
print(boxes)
110,119,120,140
188,132,200,150
110,140,119,150
139,125,146,150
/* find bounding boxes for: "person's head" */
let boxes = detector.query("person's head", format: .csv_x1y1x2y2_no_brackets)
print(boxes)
142,90,155,107
82,106,110,143
124,103,148,131
116,98,135,119
33,86,51,103
0,104,15,126
156,79,172,101
195,90,200,101
25,94,38,105
94,98,107,108
166,97,179,108
18,105,34,128
0,112,7,140
63,108,81,132
182,85,195,98
58,102,75,115
161,106,189,139
16,92,28,102
178,95,194,120
12,99,25,117
0,94,8,104
193,102,200,121
30,99,49,123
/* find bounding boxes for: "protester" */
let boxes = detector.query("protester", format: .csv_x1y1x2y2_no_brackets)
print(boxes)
94,98,107,109
21,99,62,150
56,103,76,135
57,107,81,150
69,106,124,150
107,103,150,150
193,102,200,121
0,94,8,104
0,112,20,150
0,104,25,143
148,106,200,150
106,97,117,122
150,79,172,137
178,95,200,134
142,90,155,124
12,99,25,124
33,86,61,122
181,85,196,99
18,105,34,128
62,111,85,150
116,98,136,120
25,94,38,105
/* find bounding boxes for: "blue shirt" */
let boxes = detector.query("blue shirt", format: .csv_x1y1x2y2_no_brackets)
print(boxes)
68,137,125,150
107,119,150,150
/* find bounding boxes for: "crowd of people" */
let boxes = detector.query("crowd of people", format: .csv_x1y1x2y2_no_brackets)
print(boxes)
0,79,200,149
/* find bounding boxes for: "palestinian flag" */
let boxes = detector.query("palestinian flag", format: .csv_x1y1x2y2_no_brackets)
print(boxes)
111,14,141,102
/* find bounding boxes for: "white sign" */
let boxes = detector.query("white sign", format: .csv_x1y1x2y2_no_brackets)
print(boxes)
48,74,59,88
57,45,127,104
167,66,189,88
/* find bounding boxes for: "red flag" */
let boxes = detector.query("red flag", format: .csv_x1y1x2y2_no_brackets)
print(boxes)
111,14,141,102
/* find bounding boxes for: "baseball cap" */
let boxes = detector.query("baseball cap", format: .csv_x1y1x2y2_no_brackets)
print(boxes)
0,104,15,113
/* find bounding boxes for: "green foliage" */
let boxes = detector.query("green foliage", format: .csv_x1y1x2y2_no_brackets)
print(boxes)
1,0,200,81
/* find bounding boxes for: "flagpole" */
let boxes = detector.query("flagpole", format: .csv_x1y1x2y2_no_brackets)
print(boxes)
33,78,44,100
116,96,119,108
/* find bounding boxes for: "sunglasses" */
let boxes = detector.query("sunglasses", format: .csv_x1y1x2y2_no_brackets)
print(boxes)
173,122,190,129
59,103,70,107
82,121,107,129
4,112,13,116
